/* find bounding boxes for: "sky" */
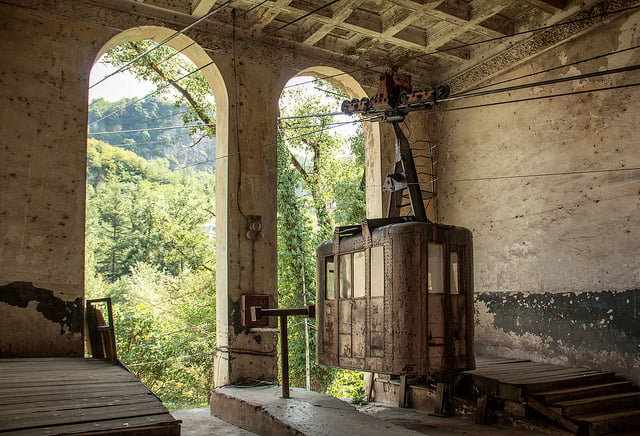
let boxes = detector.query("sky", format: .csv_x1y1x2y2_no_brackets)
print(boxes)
89,61,156,102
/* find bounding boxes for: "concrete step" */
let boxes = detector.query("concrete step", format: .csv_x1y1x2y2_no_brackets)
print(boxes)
211,386,425,436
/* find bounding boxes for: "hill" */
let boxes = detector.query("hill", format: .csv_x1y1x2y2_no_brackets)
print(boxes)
88,96,216,169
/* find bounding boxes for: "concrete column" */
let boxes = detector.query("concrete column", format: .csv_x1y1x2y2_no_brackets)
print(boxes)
214,58,283,386
0,5,97,356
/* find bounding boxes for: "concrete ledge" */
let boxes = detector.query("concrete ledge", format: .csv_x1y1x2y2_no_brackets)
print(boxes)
211,386,422,436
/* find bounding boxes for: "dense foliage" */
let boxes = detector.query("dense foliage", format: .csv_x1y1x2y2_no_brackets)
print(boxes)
277,80,366,399
85,139,216,409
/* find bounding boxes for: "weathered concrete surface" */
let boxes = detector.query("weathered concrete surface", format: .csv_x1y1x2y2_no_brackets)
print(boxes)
211,386,425,436
211,386,554,435
170,408,256,436
356,403,558,436
476,290,640,385
0,3,100,356
431,10,640,382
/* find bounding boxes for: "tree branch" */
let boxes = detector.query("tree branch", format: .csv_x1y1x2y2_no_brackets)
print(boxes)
289,152,308,181
128,42,213,128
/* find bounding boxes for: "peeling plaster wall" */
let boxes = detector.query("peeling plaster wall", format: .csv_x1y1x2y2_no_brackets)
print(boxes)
436,11,640,382
0,4,101,356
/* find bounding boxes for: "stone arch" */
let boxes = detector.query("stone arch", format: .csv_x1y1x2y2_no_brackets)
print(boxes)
88,27,229,359
93,26,229,165
283,66,385,218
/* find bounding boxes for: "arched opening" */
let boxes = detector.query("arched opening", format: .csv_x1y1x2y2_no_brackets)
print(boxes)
85,27,226,409
275,67,380,399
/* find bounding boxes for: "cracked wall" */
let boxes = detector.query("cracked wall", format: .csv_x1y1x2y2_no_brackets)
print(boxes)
435,10,640,382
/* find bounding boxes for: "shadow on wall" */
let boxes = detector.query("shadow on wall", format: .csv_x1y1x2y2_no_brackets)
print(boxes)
475,289,640,385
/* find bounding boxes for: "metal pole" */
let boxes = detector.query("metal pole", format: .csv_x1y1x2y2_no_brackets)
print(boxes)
280,315,290,398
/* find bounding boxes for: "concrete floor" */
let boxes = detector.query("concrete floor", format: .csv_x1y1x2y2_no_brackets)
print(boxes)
172,402,567,436
171,408,257,435
199,386,572,436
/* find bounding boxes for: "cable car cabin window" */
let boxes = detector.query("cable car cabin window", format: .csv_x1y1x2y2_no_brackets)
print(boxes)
370,246,384,297
326,257,335,299
339,254,352,298
353,251,366,298
428,243,444,294
450,251,459,295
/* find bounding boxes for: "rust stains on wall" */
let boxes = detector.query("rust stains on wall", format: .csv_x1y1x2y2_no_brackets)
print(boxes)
0,281,83,335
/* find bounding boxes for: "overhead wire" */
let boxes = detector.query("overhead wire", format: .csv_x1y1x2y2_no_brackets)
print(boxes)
277,63,640,121
91,0,341,126
164,75,640,171
88,34,640,174
89,123,216,135
283,4,640,90
397,81,640,122
89,0,235,89
441,64,640,104
89,3,639,131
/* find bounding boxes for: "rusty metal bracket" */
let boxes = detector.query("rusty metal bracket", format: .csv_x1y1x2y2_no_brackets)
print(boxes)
247,302,315,398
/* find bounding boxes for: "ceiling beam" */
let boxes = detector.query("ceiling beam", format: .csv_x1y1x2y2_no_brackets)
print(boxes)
248,0,294,29
191,0,216,18
304,0,365,45
441,0,608,91
426,0,511,49
526,0,567,14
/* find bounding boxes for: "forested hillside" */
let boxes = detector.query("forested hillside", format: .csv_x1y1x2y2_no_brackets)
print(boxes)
88,96,216,169
85,138,216,408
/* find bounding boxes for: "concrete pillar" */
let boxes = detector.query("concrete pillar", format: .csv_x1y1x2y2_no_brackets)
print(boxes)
0,4,97,356
214,58,283,386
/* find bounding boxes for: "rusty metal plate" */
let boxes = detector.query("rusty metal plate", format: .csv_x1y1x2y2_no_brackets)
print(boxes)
240,295,269,328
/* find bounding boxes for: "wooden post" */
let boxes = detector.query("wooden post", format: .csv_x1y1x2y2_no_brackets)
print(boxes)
399,375,408,407
475,394,489,424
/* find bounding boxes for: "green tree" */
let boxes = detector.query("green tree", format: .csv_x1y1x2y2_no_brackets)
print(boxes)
102,41,215,139
277,80,366,396
85,141,217,408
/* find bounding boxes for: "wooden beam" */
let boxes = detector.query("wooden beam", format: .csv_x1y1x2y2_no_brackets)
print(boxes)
191,0,217,18
526,0,567,13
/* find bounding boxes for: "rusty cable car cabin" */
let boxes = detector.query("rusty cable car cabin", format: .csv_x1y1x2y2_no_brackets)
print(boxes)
316,218,474,377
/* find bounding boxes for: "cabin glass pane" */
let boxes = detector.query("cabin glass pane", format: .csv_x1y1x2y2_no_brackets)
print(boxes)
326,258,335,299
450,251,459,294
339,254,352,298
370,246,384,297
353,251,366,298
428,243,444,293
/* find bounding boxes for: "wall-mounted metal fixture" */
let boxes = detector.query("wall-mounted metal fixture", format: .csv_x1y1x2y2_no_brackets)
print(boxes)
246,215,264,240
240,295,315,398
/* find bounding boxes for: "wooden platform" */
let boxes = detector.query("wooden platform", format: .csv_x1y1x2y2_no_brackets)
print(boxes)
465,357,640,435
0,358,181,435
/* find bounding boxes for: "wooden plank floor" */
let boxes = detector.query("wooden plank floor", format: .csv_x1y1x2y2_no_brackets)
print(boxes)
464,356,640,435
0,358,181,435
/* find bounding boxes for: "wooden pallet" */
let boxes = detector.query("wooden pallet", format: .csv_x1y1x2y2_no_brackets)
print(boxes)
0,357,181,435
465,357,640,435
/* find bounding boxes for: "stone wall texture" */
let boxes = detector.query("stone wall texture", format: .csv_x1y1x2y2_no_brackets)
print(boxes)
434,10,640,383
